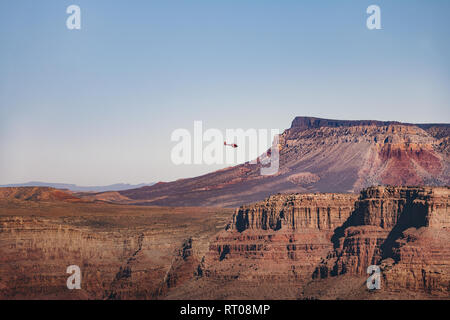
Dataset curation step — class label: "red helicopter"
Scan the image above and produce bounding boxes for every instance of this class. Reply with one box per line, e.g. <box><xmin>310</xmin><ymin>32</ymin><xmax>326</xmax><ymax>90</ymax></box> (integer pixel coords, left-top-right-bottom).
<box><xmin>224</xmin><ymin>141</ymin><xmax>238</xmax><ymax>148</ymax></box>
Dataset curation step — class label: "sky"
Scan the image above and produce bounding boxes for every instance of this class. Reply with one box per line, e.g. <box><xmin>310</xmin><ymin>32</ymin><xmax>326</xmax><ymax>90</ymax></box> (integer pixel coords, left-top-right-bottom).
<box><xmin>0</xmin><ymin>0</ymin><xmax>449</xmax><ymax>185</ymax></box>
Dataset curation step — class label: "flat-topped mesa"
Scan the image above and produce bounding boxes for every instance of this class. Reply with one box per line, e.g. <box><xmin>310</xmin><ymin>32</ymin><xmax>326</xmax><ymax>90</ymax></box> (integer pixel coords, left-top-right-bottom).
<box><xmin>290</xmin><ymin>117</ymin><xmax>400</xmax><ymax>130</ymax></box>
<box><xmin>286</xmin><ymin>117</ymin><xmax>436</xmax><ymax>143</ymax></box>
<box><xmin>290</xmin><ymin>116</ymin><xmax>450</xmax><ymax>131</ymax></box>
<box><xmin>230</xmin><ymin>193</ymin><xmax>358</xmax><ymax>232</ymax></box>
<box><xmin>102</xmin><ymin>116</ymin><xmax>448</xmax><ymax>207</ymax></box>
<box><xmin>353</xmin><ymin>186</ymin><xmax>450</xmax><ymax>229</ymax></box>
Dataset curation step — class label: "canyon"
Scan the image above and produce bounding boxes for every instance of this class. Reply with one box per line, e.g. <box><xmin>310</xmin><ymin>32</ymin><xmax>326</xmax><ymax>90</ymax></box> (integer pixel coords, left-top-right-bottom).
<box><xmin>0</xmin><ymin>192</ymin><xmax>232</xmax><ymax>299</ymax></box>
<box><xmin>168</xmin><ymin>186</ymin><xmax>449</xmax><ymax>299</ymax></box>
<box><xmin>0</xmin><ymin>117</ymin><xmax>448</xmax><ymax>299</ymax></box>
<box><xmin>0</xmin><ymin>185</ymin><xmax>448</xmax><ymax>299</ymax></box>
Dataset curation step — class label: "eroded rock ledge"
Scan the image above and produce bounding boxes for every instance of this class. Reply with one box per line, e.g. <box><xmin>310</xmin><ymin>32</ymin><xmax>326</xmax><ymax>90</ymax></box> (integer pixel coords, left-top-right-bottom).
<box><xmin>201</xmin><ymin>186</ymin><xmax>449</xmax><ymax>296</ymax></box>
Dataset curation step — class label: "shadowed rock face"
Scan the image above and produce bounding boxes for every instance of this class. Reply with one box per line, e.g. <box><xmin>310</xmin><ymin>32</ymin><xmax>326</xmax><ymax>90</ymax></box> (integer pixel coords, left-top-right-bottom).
<box><xmin>197</xmin><ymin>194</ymin><xmax>358</xmax><ymax>290</ymax></box>
<box><xmin>187</xmin><ymin>186</ymin><xmax>449</xmax><ymax>299</ymax></box>
<box><xmin>230</xmin><ymin>193</ymin><xmax>358</xmax><ymax>232</ymax></box>
<box><xmin>109</xmin><ymin>117</ymin><xmax>449</xmax><ymax>207</ymax></box>
<box><xmin>315</xmin><ymin>186</ymin><xmax>450</xmax><ymax>295</ymax></box>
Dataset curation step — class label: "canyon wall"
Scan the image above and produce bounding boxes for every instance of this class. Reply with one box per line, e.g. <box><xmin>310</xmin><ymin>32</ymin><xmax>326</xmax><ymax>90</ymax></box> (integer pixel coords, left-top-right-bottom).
<box><xmin>194</xmin><ymin>194</ymin><xmax>358</xmax><ymax>298</ymax></box>
<box><xmin>0</xmin><ymin>216</ymin><xmax>147</xmax><ymax>299</ymax></box>
<box><xmin>315</xmin><ymin>186</ymin><xmax>450</xmax><ymax>295</ymax></box>
<box><xmin>198</xmin><ymin>186</ymin><xmax>449</xmax><ymax>298</ymax></box>
<box><xmin>0</xmin><ymin>200</ymin><xmax>232</xmax><ymax>300</ymax></box>
<box><xmin>0</xmin><ymin>186</ymin><xmax>448</xmax><ymax>299</ymax></box>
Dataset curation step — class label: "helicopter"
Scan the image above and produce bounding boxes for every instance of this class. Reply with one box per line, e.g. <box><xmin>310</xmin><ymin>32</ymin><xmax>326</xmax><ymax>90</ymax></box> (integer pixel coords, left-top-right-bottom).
<box><xmin>224</xmin><ymin>141</ymin><xmax>238</xmax><ymax>148</ymax></box>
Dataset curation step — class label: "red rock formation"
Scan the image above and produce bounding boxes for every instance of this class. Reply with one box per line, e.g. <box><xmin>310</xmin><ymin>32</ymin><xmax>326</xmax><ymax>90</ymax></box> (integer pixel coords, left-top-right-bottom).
<box><xmin>200</xmin><ymin>194</ymin><xmax>358</xmax><ymax>287</ymax></box>
<box><xmin>195</xmin><ymin>186</ymin><xmax>449</xmax><ymax>298</ymax></box>
<box><xmin>230</xmin><ymin>193</ymin><xmax>357</xmax><ymax>232</ymax></box>
<box><xmin>0</xmin><ymin>203</ymin><xmax>233</xmax><ymax>300</ymax></box>
<box><xmin>0</xmin><ymin>187</ymin><xmax>82</xmax><ymax>202</ymax></box>
<box><xmin>315</xmin><ymin>186</ymin><xmax>450</xmax><ymax>295</ymax></box>
<box><xmin>109</xmin><ymin>117</ymin><xmax>449</xmax><ymax>207</ymax></box>
<box><xmin>0</xmin><ymin>186</ymin><xmax>448</xmax><ymax>299</ymax></box>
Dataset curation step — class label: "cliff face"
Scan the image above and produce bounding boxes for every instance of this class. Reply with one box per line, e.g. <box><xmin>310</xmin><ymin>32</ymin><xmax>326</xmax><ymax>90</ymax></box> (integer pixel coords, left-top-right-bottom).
<box><xmin>315</xmin><ymin>186</ymin><xmax>450</xmax><ymax>295</ymax></box>
<box><xmin>0</xmin><ymin>217</ymin><xmax>144</xmax><ymax>299</ymax></box>
<box><xmin>230</xmin><ymin>193</ymin><xmax>357</xmax><ymax>232</ymax></box>
<box><xmin>0</xmin><ymin>200</ymin><xmax>233</xmax><ymax>300</ymax></box>
<box><xmin>196</xmin><ymin>186</ymin><xmax>449</xmax><ymax>298</ymax></box>
<box><xmin>179</xmin><ymin>193</ymin><xmax>358</xmax><ymax>299</ymax></box>
<box><xmin>355</xmin><ymin>186</ymin><xmax>449</xmax><ymax>228</ymax></box>
<box><xmin>111</xmin><ymin>117</ymin><xmax>449</xmax><ymax>207</ymax></box>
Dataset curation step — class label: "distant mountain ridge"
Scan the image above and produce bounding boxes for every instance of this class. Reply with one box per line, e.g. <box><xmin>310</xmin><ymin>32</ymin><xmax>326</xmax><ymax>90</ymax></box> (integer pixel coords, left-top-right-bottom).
<box><xmin>0</xmin><ymin>186</ymin><xmax>82</xmax><ymax>202</ymax></box>
<box><xmin>0</xmin><ymin>182</ymin><xmax>154</xmax><ymax>193</ymax></box>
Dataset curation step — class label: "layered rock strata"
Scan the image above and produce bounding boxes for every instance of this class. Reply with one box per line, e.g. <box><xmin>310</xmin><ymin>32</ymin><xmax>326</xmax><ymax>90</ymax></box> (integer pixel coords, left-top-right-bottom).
<box><xmin>200</xmin><ymin>187</ymin><xmax>449</xmax><ymax>297</ymax></box>
<box><xmin>110</xmin><ymin>118</ymin><xmax>450</xmax><ymax>207</ymax></box>
<box><xmin>1</xmin><ymin>186</ymin><xmax>448</xmax><ymax>299</ymax></box>
<box><xmin>315</xmin><ymin>186</ymin><xmax>450</xmax><ymax>295</ymax></box>
<box><xmin>200</xmin><ymin>194</ymin><xmax>358</xmax><ymax>286</ymax></box>
<box><xmin>0</xmin><ymin>200</ymin><xmax>232</xmax><ymax>300</ymax></box>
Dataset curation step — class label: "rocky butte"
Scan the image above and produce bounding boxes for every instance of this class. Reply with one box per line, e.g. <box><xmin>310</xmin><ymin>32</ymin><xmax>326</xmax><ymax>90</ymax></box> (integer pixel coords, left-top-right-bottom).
<box><xmin>167</xmin><ymin>186</ymin><xmax>449</xmax><ymax>299</ymax></box>
<box><xmin>314</xmin><ymin>186</ymin><xmax>450</xmax><ymax>295</ymax></box>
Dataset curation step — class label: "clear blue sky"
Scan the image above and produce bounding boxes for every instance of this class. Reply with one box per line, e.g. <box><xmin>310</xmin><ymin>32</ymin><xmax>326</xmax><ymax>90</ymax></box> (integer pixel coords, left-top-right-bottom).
<box><xmin>1</xmin><ymin>0</ymin><xmax>449</xmax><ymax>185</ymax></box>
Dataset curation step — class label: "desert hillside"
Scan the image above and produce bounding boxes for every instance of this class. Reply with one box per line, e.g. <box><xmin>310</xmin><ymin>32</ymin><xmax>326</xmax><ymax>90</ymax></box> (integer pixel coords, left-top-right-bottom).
<box><xmin>0</xmin><ymin>187</ymin><xmax>81</xmax><ymax>202</ymax></box>
<box><xmin>103</xmin><ymin>117</ymin><xmax>450</xmax><ymax>207</ymax></box>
